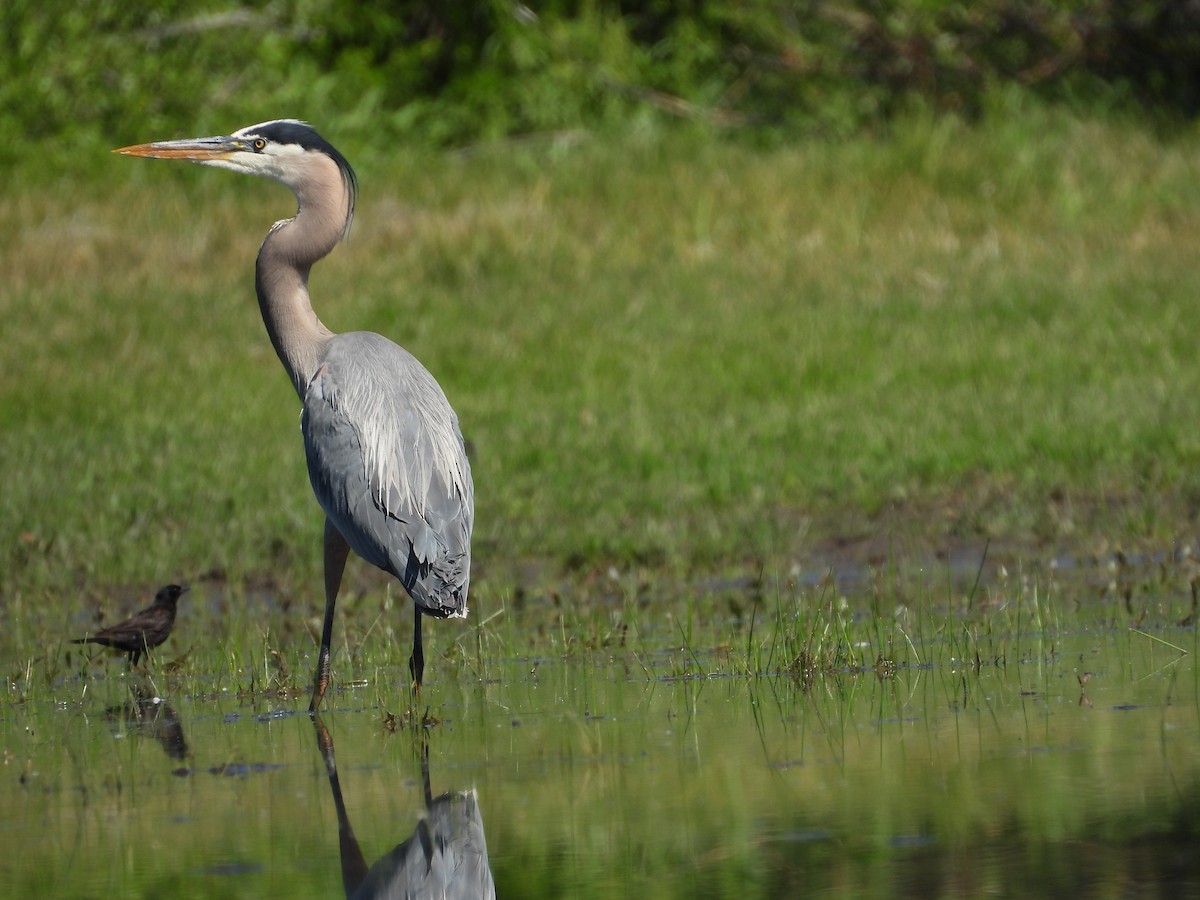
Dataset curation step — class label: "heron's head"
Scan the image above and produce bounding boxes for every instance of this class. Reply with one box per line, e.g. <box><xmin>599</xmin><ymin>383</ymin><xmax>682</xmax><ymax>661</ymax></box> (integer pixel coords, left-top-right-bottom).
<box><xmin>116</xmin><ymin>119</ymin><xmax>357</xmax><ymax>238</ymax></box>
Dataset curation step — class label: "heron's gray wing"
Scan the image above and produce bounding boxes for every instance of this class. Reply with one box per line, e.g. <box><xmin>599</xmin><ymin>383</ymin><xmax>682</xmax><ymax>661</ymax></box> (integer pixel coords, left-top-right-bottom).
<box><xmin>302</xmin><ymin>332</ymin><xmax>473</xmax><ymax>617</ymax></box>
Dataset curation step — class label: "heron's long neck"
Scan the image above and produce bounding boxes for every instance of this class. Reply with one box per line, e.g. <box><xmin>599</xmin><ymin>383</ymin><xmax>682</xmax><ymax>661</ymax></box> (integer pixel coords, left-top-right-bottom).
<box><xmin>254</xmin><ymin>170</ymin><xmax>349</xmax><ymax>399</ymax></box>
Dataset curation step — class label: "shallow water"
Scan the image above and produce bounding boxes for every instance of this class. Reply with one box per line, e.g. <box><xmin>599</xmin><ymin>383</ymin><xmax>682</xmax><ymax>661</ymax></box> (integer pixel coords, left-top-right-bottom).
<box><xmin>3</xmin><ymin>611</ymin><xmax>1199</xmax><ymax>898</ymax></box>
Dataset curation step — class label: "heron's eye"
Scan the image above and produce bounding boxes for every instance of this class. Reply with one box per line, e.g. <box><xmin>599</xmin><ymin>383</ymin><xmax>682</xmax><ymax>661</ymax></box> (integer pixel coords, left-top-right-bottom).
<box><xmin>253</xmin><ymin>138</ymin><xmax>266</xmax><ymax>151</ymax></box>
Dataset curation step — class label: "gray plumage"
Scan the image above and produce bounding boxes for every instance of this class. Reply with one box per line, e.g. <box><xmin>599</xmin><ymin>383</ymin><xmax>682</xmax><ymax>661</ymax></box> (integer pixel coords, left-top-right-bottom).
<box><xmin>117</xmin><ymin>120</ymin><xmax>475</xmax><ymax>710</ymax></box>
<box><xmin>304</xmin><ymin>332</ymin><xmax>472</xmax><ymax>617</ymax></box>
<box><xmin>352</xmin><ymin>790</ymin><xmax>494</xmax><ymax>900</ymax></box>
<box><xmin>313</xmin><ymin>718</ymin><xmax>495</xmax><ymax>900</ymax></box>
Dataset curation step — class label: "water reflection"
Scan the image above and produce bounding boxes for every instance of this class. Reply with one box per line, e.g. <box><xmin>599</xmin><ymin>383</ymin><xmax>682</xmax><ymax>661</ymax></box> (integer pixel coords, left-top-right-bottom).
<box><xmin>103</xmin><ymin>679</ymin><xmax>189</xmax><ymax>761</ymax></box>
<box><xmin>312</xmin><ymin>717</ymin><xmax>496</xmax><ymax>899</ymax></box>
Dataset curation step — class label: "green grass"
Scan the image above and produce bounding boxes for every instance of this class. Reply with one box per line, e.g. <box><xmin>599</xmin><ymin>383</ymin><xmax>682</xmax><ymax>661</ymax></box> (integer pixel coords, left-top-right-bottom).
<box><xmin>3</xmin><ymin>107</ymin><xmax>1200</xmax><ymax>605</ymax></box>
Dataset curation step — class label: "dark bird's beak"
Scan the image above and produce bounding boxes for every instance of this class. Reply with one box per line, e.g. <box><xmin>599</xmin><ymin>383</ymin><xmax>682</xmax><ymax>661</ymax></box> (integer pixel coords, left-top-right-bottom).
<box><xmin>114</xmin><ymin>135</ymin><xmax>248</xmax><ymax>161</ymax></box>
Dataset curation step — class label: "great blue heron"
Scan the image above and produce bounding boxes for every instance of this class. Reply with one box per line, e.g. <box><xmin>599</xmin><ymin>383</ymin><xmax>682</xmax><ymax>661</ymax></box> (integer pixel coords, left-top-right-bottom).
<box><xmin>71</xmin><ymin>583</ymin><xmax>188</xmax><ymax>666</ymax></box>
<box><xmin>116</xmin><ymin>121</ymin><xmax>474</xmax><ymax>711</ymax></box>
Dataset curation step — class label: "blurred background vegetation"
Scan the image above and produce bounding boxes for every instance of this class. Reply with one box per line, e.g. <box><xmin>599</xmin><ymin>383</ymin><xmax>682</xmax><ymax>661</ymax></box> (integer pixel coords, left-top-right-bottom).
<box><xmin>4</xmin><ymin>0</ymin><xmax>1198</xmax><ymax>164</ymax></box>
<box><xmin>4</xmin><ymin>2</ymin><xmax>1200</xmax><ymax>597</ymax></box>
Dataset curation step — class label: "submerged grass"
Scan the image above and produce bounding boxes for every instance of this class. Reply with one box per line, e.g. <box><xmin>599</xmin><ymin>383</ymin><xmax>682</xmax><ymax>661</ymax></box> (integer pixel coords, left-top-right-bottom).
<box><xmin>1</xmin><ymin>579</ymin><xmax>1195</xmax><ymax>897</ymax></box>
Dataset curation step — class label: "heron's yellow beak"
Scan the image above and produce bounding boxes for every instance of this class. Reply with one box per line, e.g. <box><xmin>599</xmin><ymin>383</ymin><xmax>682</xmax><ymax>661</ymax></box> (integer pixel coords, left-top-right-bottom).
<box><xmin>114</xmin><ymin>135</ymin><xmax>244</xmax><ymax>161</ymax></box>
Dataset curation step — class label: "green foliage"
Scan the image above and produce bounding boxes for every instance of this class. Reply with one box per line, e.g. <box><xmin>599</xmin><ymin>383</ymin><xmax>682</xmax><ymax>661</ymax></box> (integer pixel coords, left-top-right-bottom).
<box><xmin>3</xmin><ymin>1</ymin><xmax>1198</xmax><ymax>169</ymax></box>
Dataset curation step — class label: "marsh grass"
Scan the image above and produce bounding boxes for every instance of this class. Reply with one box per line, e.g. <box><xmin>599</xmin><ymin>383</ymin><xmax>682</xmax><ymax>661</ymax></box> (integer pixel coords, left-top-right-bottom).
<box><xmin>3</xmin><ymin>108</ymin><xmax>1200</xmax><ymax>611</ymax></box>
<box><xmin>0</xmin><ymin>559</ymin><xmax>1196</xmax><ymax>896</ymax></box>
<box><xmin>2</xmin><ymin>530</ymin><xmax>1191</xmax><ymax>727</ymax></box>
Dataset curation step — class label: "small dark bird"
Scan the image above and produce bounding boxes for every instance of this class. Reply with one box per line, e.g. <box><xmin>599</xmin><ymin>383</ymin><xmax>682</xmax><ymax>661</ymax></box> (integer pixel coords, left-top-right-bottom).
<box><xmin>72</xmin><ymin>584</ymin><xmax>188</xmax><ymax>666</ymax></box>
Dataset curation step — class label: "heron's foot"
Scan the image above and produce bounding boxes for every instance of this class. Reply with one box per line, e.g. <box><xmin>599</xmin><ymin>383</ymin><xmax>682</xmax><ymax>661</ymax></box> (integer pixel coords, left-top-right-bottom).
<box><xmin>308</xmin><ymin>679</ymin><xmax>327</xmax><ymax>714</ymax></box>
<box><xmin>309</xmin><ymin>653</ymin><xmax>331</xmax><ymax>714</ymax></box>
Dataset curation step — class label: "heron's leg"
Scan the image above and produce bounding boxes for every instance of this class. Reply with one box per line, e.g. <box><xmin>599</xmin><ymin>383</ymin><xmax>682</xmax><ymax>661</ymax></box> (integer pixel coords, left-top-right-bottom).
<box><xmin>409</xmin><ymin>606</ymin><xmax>424</xmax><ymax>693</ymax></box>
<box><xmin>311</xmin><ymin>519</ymin><xmax>351</xmax><ymax>714</ymax></box>
<box><xmin>419</xmin><ymin>729</ymin><xmax>433</xmax><ymax>808</ymax></box>
<box><xmin>311</xmin><ymin>715</ymin><xmax>369</xmax><ymax>892</ymax></box>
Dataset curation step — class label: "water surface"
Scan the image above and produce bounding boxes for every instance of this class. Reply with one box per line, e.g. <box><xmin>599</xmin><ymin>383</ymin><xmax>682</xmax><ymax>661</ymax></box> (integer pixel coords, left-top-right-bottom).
<box><xmin>3</xmin><ymin>606</ymin><xmax>1198</xmax><ymax>897</ymax></box>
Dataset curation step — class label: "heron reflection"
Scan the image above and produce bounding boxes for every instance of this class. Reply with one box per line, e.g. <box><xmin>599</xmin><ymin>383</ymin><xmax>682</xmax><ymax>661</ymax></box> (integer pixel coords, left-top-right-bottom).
<box><xmin>103</xmin><ymin>680</ymin><xmax>189</xmax><ymax>761</ymax></box>
<box><xmin>312</xmin><ymin>717</ymin><xmax>495</xmax><ymax>899</ymax></box>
